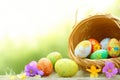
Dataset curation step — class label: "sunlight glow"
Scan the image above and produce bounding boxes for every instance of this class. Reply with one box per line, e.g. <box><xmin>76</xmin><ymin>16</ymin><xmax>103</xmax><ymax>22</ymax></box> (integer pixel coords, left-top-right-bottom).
<box><xmin>74</xmin><ymin>0</ymin><xmax>115</xmax><ymax>22</ymax></box>
<box><xmin>0</xmin><ymin>0</ymin><xmax>115</xmax><ymax>41</ymax></box>
<box><xmin>89</xmin><ymin>0</ymin><xmax>114</xmax><ymax>12</ymax></box>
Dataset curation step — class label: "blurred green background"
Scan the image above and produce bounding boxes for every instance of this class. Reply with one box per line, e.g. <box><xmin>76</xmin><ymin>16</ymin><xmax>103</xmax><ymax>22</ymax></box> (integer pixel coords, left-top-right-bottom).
<box><xmin>0</xmin><ymin>0</ymin><xmax>120</xmax><ymax>75</ymax></box>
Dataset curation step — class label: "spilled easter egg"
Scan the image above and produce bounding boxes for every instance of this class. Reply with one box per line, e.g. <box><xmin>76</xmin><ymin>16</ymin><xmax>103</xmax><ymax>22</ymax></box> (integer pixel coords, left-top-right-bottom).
<box><xmin>107</xmin><ymin>38</ymin><xmax>120</xmax><ymax>57</ymax></box>
<box><xmin>90</xmin><ymin>49</ymin><xmax>108</xmax><ymax>59</ymax></box>
<box><xmin>55</xmin><ymin>58</ymin><xmax>78</xmax><ymax>77</ymax></box>
<box><xmin>47</xmin><ymin>51</ymin><xmax>62</xmax><ymax>66</ymax></box>
<box><xmin>100</xmin><ymin>38</ymin><xmax>110</xmax><ymax>49</ymax></box>
<box><xmin>37</xmin><ymin>58</ymin><xmax>53</xmax><ymax>76</ymax></box>
<box><xmin>89</xmin><ymin>38</ymin><xmax>101</xmax><ymax>52</ymax></box>
<box><xmin>74</xmin><ymin>40</ymin><xmax>92</xmax><ymax>58</ymax></box>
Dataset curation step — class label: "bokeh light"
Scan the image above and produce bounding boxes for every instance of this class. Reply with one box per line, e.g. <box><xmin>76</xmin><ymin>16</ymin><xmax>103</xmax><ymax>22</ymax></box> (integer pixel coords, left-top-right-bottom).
<box><xmin>0</xmin><ymin>0</ymin><xmax>118</xmax><ymax>74</ymax></box>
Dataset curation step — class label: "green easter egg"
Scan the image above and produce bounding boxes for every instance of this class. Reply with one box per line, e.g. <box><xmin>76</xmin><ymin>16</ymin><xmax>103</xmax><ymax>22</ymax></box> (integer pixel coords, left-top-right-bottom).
<box><xmin>90</xmin><ymin>49</ymin><xmax>108</xmax><ymax>59</ymax></box>
<box><xmin>55</xmin><ymin>58</ymin><xmax>78</xmax><ymax>77</ymax></box>
<box><xmin>47</xmin><ymin>51</ymin><xmax>62</xmax><ymax>66</ymax></box>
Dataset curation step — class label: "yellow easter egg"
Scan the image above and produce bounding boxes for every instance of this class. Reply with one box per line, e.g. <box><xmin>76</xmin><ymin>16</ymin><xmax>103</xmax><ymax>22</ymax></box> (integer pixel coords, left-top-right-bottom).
<box><xmin>107</xmin><ymin>38</ymin><xmax>120</xmax><ymax>57</ymax></box>
<box><xmin>55</xmin><ymin>58</ymin><xmax>78</xmax><ymax>77</ymax></box>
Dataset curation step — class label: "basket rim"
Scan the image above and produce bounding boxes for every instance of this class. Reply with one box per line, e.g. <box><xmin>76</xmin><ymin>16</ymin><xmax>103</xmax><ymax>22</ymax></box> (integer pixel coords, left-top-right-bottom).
<box><xmin>69</xmin><ymin>14</ymin><xmax>120</xmax><ymax>54</ymax></box>
<box><xmin>68</xmin><ymin>14</ymin><xmax>120</xmax><ymax>70</ymax></box>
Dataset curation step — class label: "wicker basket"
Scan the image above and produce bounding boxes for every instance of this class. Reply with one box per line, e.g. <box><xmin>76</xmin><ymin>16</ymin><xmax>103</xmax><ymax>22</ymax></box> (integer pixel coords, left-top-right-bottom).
<box><xmin>69</xmin><ymin>14</ymin><xmax>120</xmax><ymax>70</ymax></box>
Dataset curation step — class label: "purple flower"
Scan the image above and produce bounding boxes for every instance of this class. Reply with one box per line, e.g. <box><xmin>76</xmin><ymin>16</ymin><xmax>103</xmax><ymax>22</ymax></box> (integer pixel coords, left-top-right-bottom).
<box><xmin>25</xmin><ymin>61</ymin><xmax>44</xmax><ymax>77</ymax></box>
<box><xmin>102</xmin><ymin>61</ymin><xmax>118</xmax><ymax>78</ymax></box>
<box><xmin>118</xmin><ymin>69</ymin><xmax>120</xmax><ymax>74</ymax></box>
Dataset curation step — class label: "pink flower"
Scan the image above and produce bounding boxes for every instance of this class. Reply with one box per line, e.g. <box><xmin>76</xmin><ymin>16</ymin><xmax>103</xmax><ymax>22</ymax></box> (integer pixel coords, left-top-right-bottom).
<box><xmin>102</xmin><ymin>61</ymin><xmax>118</xmax><ymax>78</ymax></box>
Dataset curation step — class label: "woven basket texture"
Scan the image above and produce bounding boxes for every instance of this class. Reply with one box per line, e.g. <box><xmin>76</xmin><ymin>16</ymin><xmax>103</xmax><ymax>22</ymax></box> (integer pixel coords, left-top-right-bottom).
<box><xmin>69</xmin><ymin>14</ymin><xmax>120</xmax><ymax>70</ymax></box>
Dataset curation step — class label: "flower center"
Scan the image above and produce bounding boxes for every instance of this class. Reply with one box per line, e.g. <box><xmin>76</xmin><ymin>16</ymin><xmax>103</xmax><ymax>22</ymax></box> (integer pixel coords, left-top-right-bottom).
<box><xmin>108</xmin><ymin>69</ymin><xmax>112</xmax><ymax>73</ymax></box>
<box><xmin>29</xmin><ymin>70</ymin><xmax>33</xmax><ymax>74</ymax></box>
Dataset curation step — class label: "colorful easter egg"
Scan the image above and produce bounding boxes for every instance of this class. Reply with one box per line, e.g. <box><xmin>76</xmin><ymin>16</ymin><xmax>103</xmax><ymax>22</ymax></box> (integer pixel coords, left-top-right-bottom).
<box><xmin>90</xmin><ymin>49</ymin><xmax>108</xmax><ymax>59</ymax></box>
<box><xmin>47</xmin><ymin>51</ymin><xmax>62</xmax><ymax>66</ymax></box>
<box><xmin>55</xmin><ymin>58</ymin><xmax>78</xmax><ymax>77</ymax></box>
<box><xmin>100</xmin><ymin>38</ymin><xmax>110</xmax><ymax>49</ymax></box>
<box><xmin>89</xmin><ymin>38</ymin><xmax>101</xmax><ymax>52</ymax></box>
<box><xmin>37</xmin><ymin>58</ymin><xmax>53</xmax><ymax>76</ymax></box>
<box><xmin>107</xmin><ymin>38</ymin><xmax>120</xmax><ymax>57</ymax></box>
<box><xmin>74</xmin><ymin>40</ymin><xmax>92</xmax><ymax>58</ymax></box>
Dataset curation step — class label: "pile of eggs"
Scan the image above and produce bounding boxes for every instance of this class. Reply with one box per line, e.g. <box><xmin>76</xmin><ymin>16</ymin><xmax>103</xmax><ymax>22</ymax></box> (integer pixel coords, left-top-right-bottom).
<box><xmin>37</xmin><ymin>51</ymin><xmax>63</xmax><ymax>76</ymax></box>
<box><xmin>74</xmin><ymin>38</ymin><xmax>120</xmax><ymax>59</ymax></box>
<box><xmin>37</xmin><ymin>51</ymin><xmax>78</xmax><ymax>77</ymax></box>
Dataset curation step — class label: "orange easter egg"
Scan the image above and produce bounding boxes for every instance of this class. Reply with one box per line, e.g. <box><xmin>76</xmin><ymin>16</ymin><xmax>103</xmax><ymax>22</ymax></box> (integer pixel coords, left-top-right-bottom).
<box><xmin>37</xmin><ymin>58</ymin><xmax>53</xmax><ymax>76</ymax></box>
<box><xmin>89</xmin><ymin>38</ymin><xmax>101</xmax><ymax>52</ymax></box>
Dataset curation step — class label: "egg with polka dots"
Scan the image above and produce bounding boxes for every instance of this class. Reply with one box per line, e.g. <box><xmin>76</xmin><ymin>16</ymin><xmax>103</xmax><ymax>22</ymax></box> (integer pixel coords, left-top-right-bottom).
<box><xmin>107</xmin><ymin>38</ymin><xmax>120</xmax><ymax>57</ymax></box>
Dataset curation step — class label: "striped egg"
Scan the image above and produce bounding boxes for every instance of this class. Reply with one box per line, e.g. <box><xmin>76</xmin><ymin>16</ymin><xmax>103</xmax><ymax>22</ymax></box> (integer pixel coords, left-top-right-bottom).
<box><xmin>90</xmin><ymin>49</ymin><xmax>108</xmax><ymax>59</ymax></box>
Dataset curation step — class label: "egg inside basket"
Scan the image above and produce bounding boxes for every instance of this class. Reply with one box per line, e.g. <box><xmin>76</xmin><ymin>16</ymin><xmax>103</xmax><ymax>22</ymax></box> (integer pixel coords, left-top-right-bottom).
<box><xmin>68</xmin><ymin>14</ymin><xmax>120</xmax><ymax>70</ymax></box>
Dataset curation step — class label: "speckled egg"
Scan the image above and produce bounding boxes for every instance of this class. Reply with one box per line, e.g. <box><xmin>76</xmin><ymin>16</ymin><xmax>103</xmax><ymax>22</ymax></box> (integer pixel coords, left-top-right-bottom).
<box><xmin>47</xmin><ymin>51</ymin><xmax>62</xmax><ymax>66</ymax></box>
<box><xmin>107</xmin><ymin>38</ymin><xmax>120</xmax><ymax>57</ymax></box>
<box><xmin>90</xmin><ymin>49</ymin><xmax>108</xmax><ymax>59</ymax></box>
<box><xmin>37</xmin><ymin>58</ymin><xmax>53</xmax><ymax>76</ymax></box>
<box><xmin>74</xmin><ymin>40</ymin><xmax>92</xmax><ymax>58</ymax></box>
<box><xmin>55</xmin><ymin>58</ymin><xmax>78</xmax><ymax>77</ymax></box>
<box><xmin>100</xmin><ymin>38</ymin><xmax>110</xmax><ymax>49</ymax></box>
<box><xmin>89</xmin><ymin>38</ymin><xmax>101</xmax><ymax>52</ymax></box>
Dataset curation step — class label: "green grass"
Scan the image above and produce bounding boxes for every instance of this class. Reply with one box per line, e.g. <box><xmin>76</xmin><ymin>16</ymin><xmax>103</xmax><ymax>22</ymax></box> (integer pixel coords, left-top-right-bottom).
<box><xmin>0</xmin><ymin>22</ymin><xmax>72</xmax><ymax>75</ymax></box>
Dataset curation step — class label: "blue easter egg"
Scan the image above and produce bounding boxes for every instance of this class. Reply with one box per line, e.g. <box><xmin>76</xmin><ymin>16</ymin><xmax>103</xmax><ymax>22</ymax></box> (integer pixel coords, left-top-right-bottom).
<box><xmin>74</xmin><ymin>40</ymin><xmax>92</xmax><ymax>58</ymax></box>
<box><xmin>100</xmin><ymin>38</ymin><xmax>110</xmax><ymax>49</ymax></box>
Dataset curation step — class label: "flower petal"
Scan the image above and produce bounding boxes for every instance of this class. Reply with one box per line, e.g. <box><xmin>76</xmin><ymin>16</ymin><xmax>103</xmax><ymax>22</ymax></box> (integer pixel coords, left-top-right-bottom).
<box><xmin>91</xmin><ymin>65</ymin><xmax>96</xmax><ymax>71</ymax></box>
<box><xmin>112</xmin><ymin>68</ymin><xmax>118</xmax><ymax>74</ymax></box>
<box><xmin>25</xmin><ymin>65</ymin><xmax>30</xmax><ymax>72</ymax></box>
<box><xmin>24</xmin><ymin>61</ymin><xmax>39</xmax><ymax>77</ymax></box>
<box><xmin>106</xmin><ymin>73</ymin><xmax>112</xmax><ymax>79</ymax></box>
<box><xmin>86</xmin><ymin>69</ymin><xmax>92</xmax><ymax>72</ymax></box>
<box><xmin>102</xmin><ymin>66</ymin><xmax>108</xmax><ymax>73</ymax></box>
<box><xmin>26</xmin><ymin>72</ymin><xmax>31</xmax><ymax>76</ymax></box>
<box><xmin>103</xmin><ymin>61</ymin><xmax>118</xmax><ymax>78</ymax></box>
<box><xmin>30</xmin><ymin>73</ymin><xmax>36</xmax><ymax>77</ymax></box>
<box><xmin>118</xmin><ymin>69</ymin><xmax>120</xmax><ymax>74</ymax></box>
<box><xmin>105</xmin><ymin>61</ymin><xmax>114</xmax><ymax>68</ymax></box>
<box><xmin>95</xmin><ymin>73</ymin><xmax>98</xmax><ymax>77</ymax></box>
<box><xmin>29</xmin><ymin>61</ymin><xmax>37</xmax><ymax>67</ymax></box>
<box><xmin>90</xmin><ymin>73</ymin><xmax>95</xmax><ymax>78</ymax></box>
<box><xmin>96</xmin><ymin>69</ymin><xmax>101</xmax><ymax>72</ymax></box>
<box><xmin>37</xmin><ymin>70</ymin><xmax>44</xmax><ymax>76</ymax></box>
